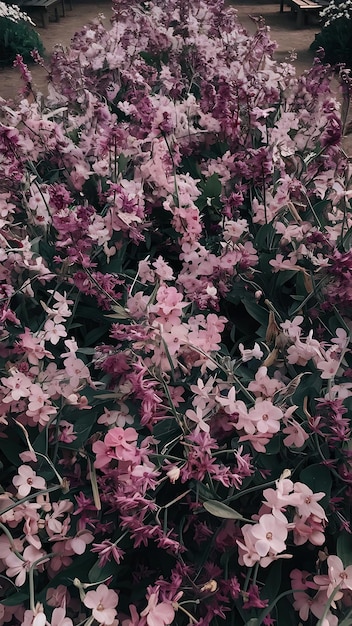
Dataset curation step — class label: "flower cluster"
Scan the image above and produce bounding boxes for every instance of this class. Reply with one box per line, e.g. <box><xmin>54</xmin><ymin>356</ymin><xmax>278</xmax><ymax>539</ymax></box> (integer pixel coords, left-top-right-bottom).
<box><xmin>0</xmin><ymin>0</ymin><xmax>352</xmax><ymax>624</ymax></box>
<box><xmin>0</xmin><ymin>1</ymin><xmax>34</xmax><ymax>24</ymax></box>
<box><xmin>320</xmin><ymin>0</ymin><xmax>352</xmax><ymax>27</ymax></box>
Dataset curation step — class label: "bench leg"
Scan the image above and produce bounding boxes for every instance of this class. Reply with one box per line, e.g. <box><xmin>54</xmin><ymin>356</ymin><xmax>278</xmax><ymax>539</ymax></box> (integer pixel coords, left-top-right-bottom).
<box><xmin>42</xmin><ymin>9</ymin><xmax>49</xmax><ymax>27</ymax></box>
<box><xmin>296</xmin><ymin>9</ymin><xmax>304</xmax><ymax>27</ymax></box>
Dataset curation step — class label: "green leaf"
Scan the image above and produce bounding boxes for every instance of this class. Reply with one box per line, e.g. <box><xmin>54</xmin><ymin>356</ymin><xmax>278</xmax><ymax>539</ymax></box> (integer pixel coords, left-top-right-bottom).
<box><xmin>299</xmin><ymin>464</ymin><xmax>332</xmax><ymax>507</ymax></box>
<box><xmin>84</xmin><ymin>324</ymin><xmax>109</xmax><ymax>346</ymax></box>
<box><xmin>2</xmin><ymin>592</ymin><xmax>29</xmax><ymax>606</ymax></box>
<box><xmin>338</xmin><ymin>610</ymin><xmax>352</xmax><ymax>626</ymax></box>
<box><xmin>203</xmin><ymin>500</ymin><xmax>244</xmax><ymax>519</ymax></box>
<box><xmin>242</xmin><ymin>297</ymin><xmax>268</xmax><ymax>326</ymax></box>
<box><xmin>262</xmin><ymin>560</ymin><xmax>282</xmax><ymax>603</ymax></box>
<box><xmin>202</xmin><ymin>173</ymin><xmax>222</xmax><ymax>198</ymax></box>
<box><xmin>337</xmin><ymin>532</ymin><xmax>352</xmax><ymax>566</ymax></box>
<box><xmin>274</xmin><ymin>269</ymin><xmax>298</xmax><ymax>289</ymax></box>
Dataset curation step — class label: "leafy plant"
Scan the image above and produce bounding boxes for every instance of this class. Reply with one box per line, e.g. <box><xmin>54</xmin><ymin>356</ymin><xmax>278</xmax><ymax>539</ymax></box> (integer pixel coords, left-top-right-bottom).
<box><xmin>310</xmin><ymin>0</ymin><xmax>352</xmax><ymax>67</ymax></box>
<box><xmin>0</xmin><ymin>2</ymin><xmax>44</xmax><ymax>65</ymax></box>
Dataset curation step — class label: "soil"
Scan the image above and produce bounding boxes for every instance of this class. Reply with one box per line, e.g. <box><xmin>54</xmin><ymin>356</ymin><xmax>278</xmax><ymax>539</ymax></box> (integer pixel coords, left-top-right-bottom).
<box><xmin>0</xmin><ymin>0</ymin><xmax>351</xmax><ymax>153</ymax></box>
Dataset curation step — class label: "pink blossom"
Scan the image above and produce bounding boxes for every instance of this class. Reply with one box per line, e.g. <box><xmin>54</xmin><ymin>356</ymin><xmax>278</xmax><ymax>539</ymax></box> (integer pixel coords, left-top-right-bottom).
<box><xmin>1</xmin><ymin>370</ymin><xmax>32</xmax><ymax>402</ymax></box>
<box><xmin>6</xmin><ymin>545</ymin><xmax>46</xmax><ymax>587</ymax></box>
<box><xmin>104</xmin><ymin>426</ymin><xmax>138</xmax><ymax>460</ymax></box>
<box><xmin>326</xmin><ymin>555</ymin><xmax>352</xmax><ymax>597</ymax></box>
<box><xmin>43</xmin><ymin>320</ymin><xmax>67</xmax><ymax>345</ymax></box>
<box><xmin>152</xmin><ymin>256</ymin><xmax>174</xmax><ymax>281</ymax></box>
<box><xmin>282</xmin><ymin>419</ymin><xmax>309</xmax><ymax>448</ymax></box>
<box><xmin>249</xmin><ymin>399</ymin><xmax>283</xmax><ymax>434</ymax></box>
<box><xmin>51</xmin><ymin>607</ymin><xmax>74</xmax><ymax>626</ymax></box>
<box><xmin>251</xmin><ymin>513</ymin><xmax>288</xmax><ymax>557</ymax></box>
<box><xmin>68</xmin><ymin>529</ymin><xmax>94</xmax><ymax>555</ymax></box>
<box><xmin>238</xmin><ymin>342</ymin><xmax>264</xmax><ymax>362</ymax></box>
<box><xmin>83</xmin><ymin>584</ymin><xmax>119</xmax><ymax>625</ymax></box>
<box><xmin>151</xmin><ymin>285</ymin><xmax>186</xmax><ymax>316</ymax></box>
<box><xmin>185</xmin><ymin>407</ymin><xmax>210</xmax><ymax>433</ymax></box>
<box><xmin>247</xmin><ymin>366</ymin><xmax>284</xmax><ymax>398</ymax></box>
<box><xmin>64</xmin><ymin>356</ymin><xmax>90</xmax><ymax>387</ymax></box>
<box><xmin>140</xmin><ymin>591</ymin><xmax>175</xmax><ymax>626</ymax></box>
<box><xmin>293</xmin><ymin>483</ymin><xmax>327</xmax><ymax>521</ymax></box>
<box><xmin>12</xmin><ymin>465</ymin><xmax>46</xmax><ymax>497</ymax></box>
<box><xmin>315</xmin><ymin>357</ymin><xmax>339</xmax><ymax>379</ymax></box>
<box><xmin>27</xmin><ymin>384</ymin><xmax>50</xmax><ymax>413</ymax></box>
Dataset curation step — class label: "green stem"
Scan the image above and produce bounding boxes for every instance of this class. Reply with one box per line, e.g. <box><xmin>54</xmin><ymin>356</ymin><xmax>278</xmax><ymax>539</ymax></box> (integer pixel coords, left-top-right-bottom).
<box><xmin>0</xmin><ymin>483</ymin><xmax>65</xmax><ymax>517</ymax></box>
<box><xmin>243</xmin><ymin>567</ymin><xmax>253</xmax><ymax>593</ymax></box>
<box><xmin>316</xmin><ymin>585</ymin><xmax>341</xmax><ymax>626</ymax></box>
<box><xmin>0</xmin><ymin>522</ymin><xmax>25</xmax><ymax>561</ymax></box>
<box><xmin>224</xmin><ymin>479</ymin><xmax>277</xmax><ymax>504</ymax></box>
<box><xmin>28</xmin><ymin>553</ymin><xmax>53</xmax><ymax>612</ymax></box>
<box><xmin>257</xmin><ymin>588</ymin><xmax>307</xmax><ymax>623</ymax></box>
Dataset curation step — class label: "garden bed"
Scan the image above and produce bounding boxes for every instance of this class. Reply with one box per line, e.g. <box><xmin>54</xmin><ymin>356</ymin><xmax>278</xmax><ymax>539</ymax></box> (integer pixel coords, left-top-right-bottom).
<box><xmin>1</xmin><ymin>0</ymin><xmax>352</xmax><ymax>625</ymax></box>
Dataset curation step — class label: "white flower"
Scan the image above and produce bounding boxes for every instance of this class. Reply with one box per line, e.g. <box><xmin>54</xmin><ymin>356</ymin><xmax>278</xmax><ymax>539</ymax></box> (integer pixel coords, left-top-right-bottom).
<box><xmin>0</xmin><ymin>1</ymin><xmax>34</xmax><ymax>24</ymax></box>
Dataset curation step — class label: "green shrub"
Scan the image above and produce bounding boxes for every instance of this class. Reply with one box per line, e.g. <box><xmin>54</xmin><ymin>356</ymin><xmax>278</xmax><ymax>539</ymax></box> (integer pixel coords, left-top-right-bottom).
<box><xmin>310</xmin><ymin>16</ymin><xmax>352</xmax><ymax>67</ymax></box>
<box><xmin>0</xmin><ymin>3</ymin><xmax>44</xmax><ymax>66</ymax></box>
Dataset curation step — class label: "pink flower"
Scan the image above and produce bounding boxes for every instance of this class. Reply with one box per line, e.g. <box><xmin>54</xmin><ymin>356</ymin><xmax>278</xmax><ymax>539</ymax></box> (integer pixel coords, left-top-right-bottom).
<box><xmin>1</xmin><ymin>370</ymin><xmax>32</xmax><ymax>402</ymax></box>
<box><xmin>293</xmin><ymin>483</ymin><xmax>327</xmax><ymax>520</ymax></box>
<box><xmin>12</xmin><ymin>465</ymin><xmax>46</xmax><ymax>497</ymax></box>
<box><xmin>140</xmin><ymin>592</ymin><xmax>175</xmax><ymax>626</ymax></box>
<box><xmin>104</xmin><ymin>426</ymin><xmax>138</xmax><ymax>460</ymax></box>
<box><xmin>27</xmin><ymin>384</ymin><xmax>50</xmax><ymax>413</ymax></box>
<box><xmin>238</xmin><ymin>342</ymin><xmax>264</xmax><ymax>362</ymax></box>
<box><xmin>151</xmin><ymin>285</ymin><xmax>186</xmax><ymax>316</ymax></box>
<box><xmin>248</xmin><ymin>400</ymin><xmax>283</xmax><ymax>434</ymax></box>
<box><xmin>152</xmin><ymin>256</ymin><xmax>174</xmax><ymax>281</ymax></box>
<box><xmin>6</xmin><ymin>545</ymin><xmax>46</xmax><ymax>587</ymax></box>
<box><xmin>68</xmin><ymin>529</ymin><xmax>94</xmax><ymax>555</ymax></box>
<box><xmin>185</xmin><ymin>407</ymin><xmax>210</xmax><ymax>433</ymax></box>
<box><xmin>326</xmin><ymin>555</ymin><xmax>352</xmax><ymax>597</ymax></box>
<box><xmin>83</xmin><ymin>584</ymin><xmax>119</xmax><ymax>625</ymax></box>
<box><xmin>251</xmin><ymin>513</ymin><xmax>288</xmax><ymax>557</ymax></box>
<box><xmin>64</xmin><ymin>356</ymin><xmax>91</xmax><ymax>387</ymax></box>
<box><xmin>282</xmin><ymin>419</ymin><xmax>309</xmax><ymax>448</ymax></box>
<box><xmin>43</xmin><ymin>320</ymin><xmax>67</xmax><ymax>345</ymax></box>
<box><xmin>51</xmin><ymin>607</ymin><xmax>73</xmax><ymax>626</ymax></box>
<box><xmin>315</xmin><ymin>357</ymin><xmax>339</xmax><ymax>379</ymax></box>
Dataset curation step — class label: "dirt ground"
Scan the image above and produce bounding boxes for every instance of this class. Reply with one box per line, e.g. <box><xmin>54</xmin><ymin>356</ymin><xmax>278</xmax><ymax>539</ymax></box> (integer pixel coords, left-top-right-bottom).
<box><xmin>0</xmin><ymin>0</ymin><xmax>351</xmax><ymax>153</ymax></box>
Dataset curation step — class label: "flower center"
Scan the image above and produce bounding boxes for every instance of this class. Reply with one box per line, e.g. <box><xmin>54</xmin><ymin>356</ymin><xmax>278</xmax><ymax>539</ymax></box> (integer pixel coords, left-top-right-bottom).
<box><xmin>97</xmin><ymin>603</ymin><xmax>105</xmax><ymax>611</ymax></box>
<box><xmin>266</xmin><ymin>532</ymin><xmax>272</xmax><ymax>540</ymax></box>
<box><xmin>305</xmin><ymin>497</ymin><xmax>311</xmax><ymax>504</ymax></box>
<box><xmin>262</xmin><ymin>414</ymin><xmax>269</xmax><ymax>421</ymax></box>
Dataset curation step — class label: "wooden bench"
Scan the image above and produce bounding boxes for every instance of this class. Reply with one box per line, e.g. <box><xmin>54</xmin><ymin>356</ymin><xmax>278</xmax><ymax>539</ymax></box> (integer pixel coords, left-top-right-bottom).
<box><xmin>18</xmin><ymin>0</ymin><xmax>65</xmax><ymax>27</ymax></box>
<box><xmin>280</xmin><ymin>0</ymin><xmax>322</xmax><ymax>28</ymax></box>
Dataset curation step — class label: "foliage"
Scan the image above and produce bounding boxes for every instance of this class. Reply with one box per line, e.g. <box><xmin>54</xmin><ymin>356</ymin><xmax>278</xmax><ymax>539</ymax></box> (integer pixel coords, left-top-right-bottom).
<box><xmin>0</xmin><ymin>3</ymin><xmax>44</xmax><ymax>65</ymax></box>
<box><xmin>311</xmin><ymin>0</ymin><xmax>352</xmax><ymax>67</ymax></box>
<box><xmin>0</xmin><ymin>0</ymin><xmax>352</xmax><ymax>625</ymax></box>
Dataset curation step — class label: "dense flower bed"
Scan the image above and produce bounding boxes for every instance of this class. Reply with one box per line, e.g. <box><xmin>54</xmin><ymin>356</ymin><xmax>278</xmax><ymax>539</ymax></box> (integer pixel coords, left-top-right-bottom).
<box><xmin>1</xmin><ymin>0</ymin><xmax>352</xmax><ymax>624</ymax></box>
